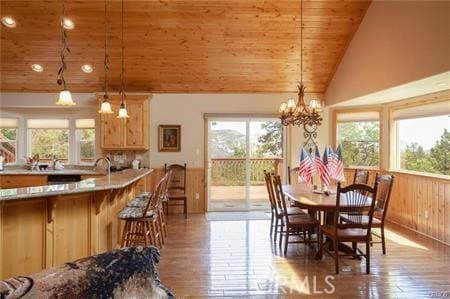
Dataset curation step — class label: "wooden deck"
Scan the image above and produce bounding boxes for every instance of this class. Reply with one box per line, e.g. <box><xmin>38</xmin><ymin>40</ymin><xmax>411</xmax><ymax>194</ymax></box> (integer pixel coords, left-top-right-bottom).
<box><xmin>209</xmin><ymin>185</ymin><xmax>269</xmax><ymax>210</ymax></box>
<box><xmin>158</xmin><ymin>214</ymin><xmax>450</xmax><ymax>297</ymax></box>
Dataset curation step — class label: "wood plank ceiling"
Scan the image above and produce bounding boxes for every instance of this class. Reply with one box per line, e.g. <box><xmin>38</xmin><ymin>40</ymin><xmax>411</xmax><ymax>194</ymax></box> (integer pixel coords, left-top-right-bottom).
<box><xmin>0</xmin><ymin>0</ymin><xmax>370</xmax><ymax>93</ymax></box>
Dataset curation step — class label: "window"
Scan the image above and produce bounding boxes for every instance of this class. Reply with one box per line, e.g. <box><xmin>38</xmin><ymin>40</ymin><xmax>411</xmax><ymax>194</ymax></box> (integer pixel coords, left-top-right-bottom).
<box><xmin>0</xmin><ymin>118</ymin><xmax>18</xmax><ymax>164</ymax></box>
<box><xmin>335</xmin><ymin>111</ymin><xmax>380</xmax><ymax>168</ymax></box>
<box><xmin>76</xmin><ymin>119</ymin><xmax>95</xmax><ymax>164</ymax></box>
<box><xmin>28</xmin><ymin>119</ymin><xmax>69</xmax><ymax>163</ymax></box>
<box><xmin>393</xmin><ymin>100</ymin><xmax>450</xmax><ymax>176</ymax></box>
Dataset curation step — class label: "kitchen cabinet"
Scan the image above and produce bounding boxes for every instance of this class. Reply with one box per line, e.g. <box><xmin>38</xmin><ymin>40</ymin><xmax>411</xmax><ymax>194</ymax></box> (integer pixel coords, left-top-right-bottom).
<box><xmin>0</xmin><ymin>175</ymin><xmax>48</xmax><ymax>189</ymax></box>
<box><xmin>99</xmin><ymin>95</ymin><xmax>149</xmax><ymax>150</ymax></box>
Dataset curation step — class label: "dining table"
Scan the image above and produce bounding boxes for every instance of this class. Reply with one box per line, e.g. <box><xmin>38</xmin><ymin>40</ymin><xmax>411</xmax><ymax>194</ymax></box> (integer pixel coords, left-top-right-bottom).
<box><xmin>283</xmin><ymin>184</ymin><xmax>373</xmax><ymax>260</ymax></box>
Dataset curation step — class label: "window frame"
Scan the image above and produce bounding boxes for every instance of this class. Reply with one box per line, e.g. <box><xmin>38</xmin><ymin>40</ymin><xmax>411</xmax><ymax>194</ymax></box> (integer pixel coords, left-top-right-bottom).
<box><xmin>75</xmin><ymin>127</ymin><xmax>96</xmax><ymax>165</ymax></box>
<box><xmin>0</xmin><ymin>118</ymin><xmax>19</xmax><ymax>165</ymax></box>
<box><xmin>332</xmin><ymin>108</ymin><xmax>383</xmax><ymax>170</ymax></box>
<box><xmin>389</xmin><ymin>97</ymin><xmax>450</xmax><ymax>179</ymax></box>
<box><xmin>27</xmin><ymin>127</ymin><xmax>70</xmax><ymax>164</ymax></box>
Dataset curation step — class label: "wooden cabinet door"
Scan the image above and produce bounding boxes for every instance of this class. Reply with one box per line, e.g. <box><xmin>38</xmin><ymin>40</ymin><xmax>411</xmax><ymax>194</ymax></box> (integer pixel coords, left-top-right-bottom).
<box><xmin>100</xmin><ymin>101</ymin><xmax>123</xmax><ymax>149</ymax></box>
<box><xmin>124</xmin><ymin>99</ymin><xmax>149</xmax><ymax>149</ymax></box>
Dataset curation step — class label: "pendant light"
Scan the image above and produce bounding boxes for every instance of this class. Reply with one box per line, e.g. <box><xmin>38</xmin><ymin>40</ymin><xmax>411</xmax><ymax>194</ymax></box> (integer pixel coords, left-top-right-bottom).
<box><xmin>117</xmin><ymin>0</ymin><xmax>129</xmax><ymax>119</ymax></box>
<box><xmin>278</xmin><ymin>0</ymin><xmax>322</xmax><ymax>127</ymax></box>
<box><xmin>98</xmin><ymin>0</ymin><xmax>113</xmax><ymax>114</ymax></box>
<box><xmin>56</xmin><ymin>0</ymin><xmax>76</xmax><ymax>106</ymax></box>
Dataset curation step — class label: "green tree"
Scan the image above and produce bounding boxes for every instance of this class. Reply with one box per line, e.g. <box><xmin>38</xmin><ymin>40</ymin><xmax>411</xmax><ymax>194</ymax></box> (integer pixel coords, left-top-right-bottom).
<box><xmin>338</xmin><ymin>121</ymin><xmax>380</xmax><ymax>167</ymax></box>
<box><xmin>30</xmin><ymin>129</ymin><xmax>69</xmax><ymax>161</ymax></box>
<box><xmin>400</xmin><ymin>142</ymin><xmax>435</xmax><ymax>174</ymax></box>
<box><xmin>256</xmin><ymin>121</ymin><xmax>282</xmax><ymax>157</ymax></box>
<box><xmin>429</xmin><ymin>129</ymin><xmax>450</xmax><ymax>175</ymax></box>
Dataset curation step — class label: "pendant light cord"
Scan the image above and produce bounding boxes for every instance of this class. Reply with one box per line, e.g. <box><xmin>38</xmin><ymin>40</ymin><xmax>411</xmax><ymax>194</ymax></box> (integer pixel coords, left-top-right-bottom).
<box><xmin>103</xmin><ymin>0</ymin><xmax>109</xmax><ymax>100</ymax></box>
<box><xmin>300</xmin><ymin>0</ymin><xmax>303</xmax><ymax>84</ymax></box>
<box><xmin>58</xmin><ymin>0</ymin><xmax>69</xmax><ymax>90</ymax></box>
<box><xmin>119</xmin><ymin>0</ymin><xmax>125</xmax><ymax>106</ymax></box>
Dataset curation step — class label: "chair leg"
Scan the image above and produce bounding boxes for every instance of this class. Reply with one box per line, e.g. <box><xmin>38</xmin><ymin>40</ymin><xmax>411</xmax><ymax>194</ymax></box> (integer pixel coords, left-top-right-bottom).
<box><xmin>318</xmin><ymin>230</ymin><xmax>324</xmax><ymax>259</ymax></box>
<box><xmin>366</xmin><ymin>240</ymin><xmax>371</xmax><ymax>274</ymax></box>
<box><xmin>160</xmin><ymin>208</ymin><xmax>168</xmax><ymax>238</ymax></box>
<box><xmin>381</xmin><ymin>226</ymin><xmax>386</xmax><ymax>255</ymax></box>
<box><xmin>270</xmin><ymin>212</ymin><xmax>274</xmax><ymax>237</ymax></box>
<box><xmin>334</xmin><ymin>238</ymin><xmax>339</xmax><ymax>274</ymax></box>
<box><xmin>284</xmin><ymin>226</ymin><xmax>289</xmax><ymax>255</ymax></box>
<box><xmin>274</xmin><ymin>217</ymin><xmax>279</xmax><ymax>243</ymax></box>
<box><xmin>279</xmin><ymin>219</ymin><xmax>284</xmax><ymax>249</ymax></box>
<box><xmin>120</xmin><ymin>221</ymin><xmax>130</xmax><ymax>248</ymax></box>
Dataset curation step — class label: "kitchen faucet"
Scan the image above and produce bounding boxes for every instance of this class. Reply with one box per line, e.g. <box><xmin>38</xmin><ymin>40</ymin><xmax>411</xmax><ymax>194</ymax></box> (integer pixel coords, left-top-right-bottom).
<box><xmin>94</xmin><ymin>157</ymin><xmax>111</xmax><ymax>176</ymax></box>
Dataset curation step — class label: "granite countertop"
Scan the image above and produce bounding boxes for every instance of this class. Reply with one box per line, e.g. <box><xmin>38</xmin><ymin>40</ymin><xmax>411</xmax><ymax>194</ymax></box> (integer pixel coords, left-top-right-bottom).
<box><xmin>0</xmin><ymin>168</ymin><xmax>153</xmax><ymax>202</ymax></box>
<box><xmin>0</xmin><ymin>168</ymin><xmax>103</xmax><ymax>176</ymax></box>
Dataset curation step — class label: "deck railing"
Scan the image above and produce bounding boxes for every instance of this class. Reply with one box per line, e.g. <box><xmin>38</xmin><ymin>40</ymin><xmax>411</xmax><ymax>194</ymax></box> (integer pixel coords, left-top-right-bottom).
<box><xmin>211</xmin><ymin>158</ymin><xmax>283</xmax><ymax>186</ymax></box>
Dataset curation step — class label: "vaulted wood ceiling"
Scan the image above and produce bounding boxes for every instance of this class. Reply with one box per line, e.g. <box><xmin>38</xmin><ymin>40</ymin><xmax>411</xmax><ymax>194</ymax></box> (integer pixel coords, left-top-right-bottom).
<box><xmin>0</xmin><ymin>0</ymin><xmax>370</xmax><ymax>93</ymax></box>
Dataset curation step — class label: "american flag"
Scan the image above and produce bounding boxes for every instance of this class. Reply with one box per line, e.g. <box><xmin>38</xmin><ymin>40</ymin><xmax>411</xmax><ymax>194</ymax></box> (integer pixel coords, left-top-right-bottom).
<box><xmin>298</xmin><ymin>148</ymin><xmax>315</xmax><ymax>185</ymax></box>
<box><xmin>315</xmin><ymin>146</ymin><xmax>331</xmax><ymax>187</ymax></box>
<box><xmin>333</xmin><ymin>144</ymin><xmax>346</xmax><ymax>182</ymax></box>
<box><xmin>326</xmin><ymin>146</ymin><xmax>336</xmax><ymax>178</ymax></box>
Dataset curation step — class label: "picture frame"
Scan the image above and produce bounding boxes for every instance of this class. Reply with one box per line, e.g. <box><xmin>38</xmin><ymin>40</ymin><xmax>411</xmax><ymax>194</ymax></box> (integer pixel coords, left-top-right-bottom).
<box><xmin>158</xmin><ymin>125</ymin><xmax>181</xmax><ymax>152</ymax></box>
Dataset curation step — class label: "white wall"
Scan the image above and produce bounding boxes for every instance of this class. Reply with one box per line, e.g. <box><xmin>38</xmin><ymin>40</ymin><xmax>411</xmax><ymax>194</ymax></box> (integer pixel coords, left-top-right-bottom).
<box><xmin>149</xmin><ymin>93</ymin><xmax>328</xmax><ymax>168</ymax></box>
<box><xmin>325</xmin><ymin>0</ymin><xmax>450</xmax><ymax>105</ymax></box>
<box><xmin>1</xmin><ymin>92</ymin><xmax>330</xmax><ymax>168</ymax></box>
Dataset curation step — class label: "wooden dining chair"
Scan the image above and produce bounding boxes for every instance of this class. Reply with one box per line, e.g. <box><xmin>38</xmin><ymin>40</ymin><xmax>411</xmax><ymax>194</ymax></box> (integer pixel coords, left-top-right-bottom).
<box><xmin>164</xmin><ymin>163</ymin><xmax>188</xmax><ymax>219</ymax></box>
<box><xmin>319</xmin><ymin>182</ymin><xmax>378</xmax><ymax>274</ymax></box>
<box><xmin>287</xmin><ymin>166</ymin><xmax>300</xmax><ymax>185</ymax></box>
<box><xmin>264</xmin><ymin>171</ymin><xmax>305</xmax><ymax>243</ymax></box>
<box><xmin>370</xmin><ymin>174</ymin><xmax>394</xmax><ymax>254</ymax></box>
<box><xmin>272</xmin><ymin>174</ymin><xmax>320</xmax><ymax>255</ymax></box>
<box><xmin>353</xmin><ymin>169</ymin><xmax>370</xmax><ymax>184</ymax></box>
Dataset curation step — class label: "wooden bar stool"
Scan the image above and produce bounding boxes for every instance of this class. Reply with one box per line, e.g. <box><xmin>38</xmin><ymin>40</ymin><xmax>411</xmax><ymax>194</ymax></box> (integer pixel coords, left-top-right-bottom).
<box><xmin>119</xmin><ymin>174</ymin><xmax>168</xmax><ymax>248</ymax></box>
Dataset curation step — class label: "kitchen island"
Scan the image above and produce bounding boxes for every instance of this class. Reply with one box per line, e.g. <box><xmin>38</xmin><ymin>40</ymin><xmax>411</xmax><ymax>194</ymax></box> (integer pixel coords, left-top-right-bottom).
<box><xmin>0</xmin><ymin>168</ymin><xmax>153</xmax><ymax>279</ymax></box>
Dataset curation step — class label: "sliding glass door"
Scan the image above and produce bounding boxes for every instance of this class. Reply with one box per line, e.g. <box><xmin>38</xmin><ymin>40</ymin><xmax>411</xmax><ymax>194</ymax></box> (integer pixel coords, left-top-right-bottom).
<box><xmin>207</xmin><ymin>117</ymin><xmax>284</xmax><ymax>211</ymax></box>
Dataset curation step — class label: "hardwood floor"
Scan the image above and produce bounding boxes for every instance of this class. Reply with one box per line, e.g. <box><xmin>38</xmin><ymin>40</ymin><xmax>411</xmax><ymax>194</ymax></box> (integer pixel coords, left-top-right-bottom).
<box><xmin>158</xmin><ymin>214</ymin><xmax>450</xmax><ymax>298</ymax></box>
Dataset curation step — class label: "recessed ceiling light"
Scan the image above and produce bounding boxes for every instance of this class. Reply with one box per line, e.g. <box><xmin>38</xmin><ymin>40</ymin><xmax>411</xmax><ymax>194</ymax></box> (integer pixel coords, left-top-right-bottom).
<box><xmin>31</xmin><ymin>64</ymin><xmax>44</xmax><ymax>72</ymax></box>
<box><xmin>436</xmin><ymin>82</ymin><xmax>448</xmax><ymax>87</ymax></box>
<box><xmin>1</xmin><ymin>16</ymin><xmax>16</xmax><ymax>28</ymax></box>
<box><xmin>81</xmin><ymin>64</ymin><xmax>93</xmax><ymax>73</ymax></box>
<box><xmin>63</xmin><ymin>18</ymin><xmax>74</xmax><ymax>30</ymax></box>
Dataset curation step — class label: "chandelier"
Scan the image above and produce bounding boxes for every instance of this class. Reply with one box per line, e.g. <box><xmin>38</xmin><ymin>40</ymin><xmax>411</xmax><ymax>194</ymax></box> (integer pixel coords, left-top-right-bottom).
<box><xmin>278</xmin><ymin>0</ymin><xmax>322</xmax><ymax>127</ymax></box>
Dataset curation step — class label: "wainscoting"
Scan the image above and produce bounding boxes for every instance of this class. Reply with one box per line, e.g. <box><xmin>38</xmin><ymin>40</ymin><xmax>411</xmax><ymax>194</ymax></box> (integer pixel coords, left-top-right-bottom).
<box><xmin>343</xmin><ymin>169</ymin><xmax>450</xmax><ymax>246</ymax></box>
<box><xmin>148</xmin><ymin>168</ymin><xmax>206</xmax><ymax>213</ymax></box>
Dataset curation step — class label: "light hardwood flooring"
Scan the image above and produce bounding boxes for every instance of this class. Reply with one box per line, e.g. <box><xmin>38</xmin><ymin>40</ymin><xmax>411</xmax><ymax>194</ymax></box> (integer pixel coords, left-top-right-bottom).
<box><xmin>158</xmin><ymin>214</ymin><xmax>450</xmax><ymax>298</ymax></box>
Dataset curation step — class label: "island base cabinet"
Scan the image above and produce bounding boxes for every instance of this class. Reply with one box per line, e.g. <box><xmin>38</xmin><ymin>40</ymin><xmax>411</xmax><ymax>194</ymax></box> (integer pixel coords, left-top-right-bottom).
<box><xmin>0</xmin><ymin>181</ymin><xmax>142</xmax><ymax>279</ymax></box>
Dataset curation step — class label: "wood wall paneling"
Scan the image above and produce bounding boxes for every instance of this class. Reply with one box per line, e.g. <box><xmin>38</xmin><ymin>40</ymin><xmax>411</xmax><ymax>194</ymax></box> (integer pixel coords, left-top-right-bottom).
<box><xmin>342</xmin><ymin>169</ymin><xmax>450</xmax><ymax>246</ymax></box>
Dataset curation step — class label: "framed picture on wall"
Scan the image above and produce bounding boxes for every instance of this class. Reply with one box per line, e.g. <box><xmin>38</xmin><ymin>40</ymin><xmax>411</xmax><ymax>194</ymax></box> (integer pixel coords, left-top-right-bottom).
<box><xmin>158</xmin><ymin>125</ymin><xmax>181</xmax><ymax>152</ymax></box>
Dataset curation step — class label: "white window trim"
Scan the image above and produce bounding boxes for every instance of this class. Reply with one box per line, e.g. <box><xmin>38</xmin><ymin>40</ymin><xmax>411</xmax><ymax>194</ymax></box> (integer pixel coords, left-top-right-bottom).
<box><xmin>25</xmin><ymin>118</ymin><xmax>96</xmax><ymax>165</ymax></box>
<box><xmin>0</xmin><ymin>118</ymin><xmax>19</xmax><ymax>165</ymax></box>
<box><xmin>388</xmin><ymin>95</ymin><xmax>450</xmax><ymax>179</ymax></box>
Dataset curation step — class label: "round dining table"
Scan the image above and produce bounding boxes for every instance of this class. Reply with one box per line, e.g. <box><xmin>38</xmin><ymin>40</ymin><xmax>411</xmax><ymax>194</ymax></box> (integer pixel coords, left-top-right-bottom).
<box><xmin>282</xmin><ymin>184</ymin><xmax>373</xmax><ymax>259</ymax></box>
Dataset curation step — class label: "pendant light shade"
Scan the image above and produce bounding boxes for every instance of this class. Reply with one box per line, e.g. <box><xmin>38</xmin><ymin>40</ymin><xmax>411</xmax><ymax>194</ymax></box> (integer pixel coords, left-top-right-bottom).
<box><xmin>98</xmin><ymin>100</ymin><xmax>113</xmax><ymax>114</ymax></box>
<box><xmin>117</xmin><ymin>102</ymin><xmax>129</xmax><ymax>119</ymax></box>
<box><xmin>56</xmin><ymin>90</ymin><xmax>76</xmax><ymax>106</ymax></box>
